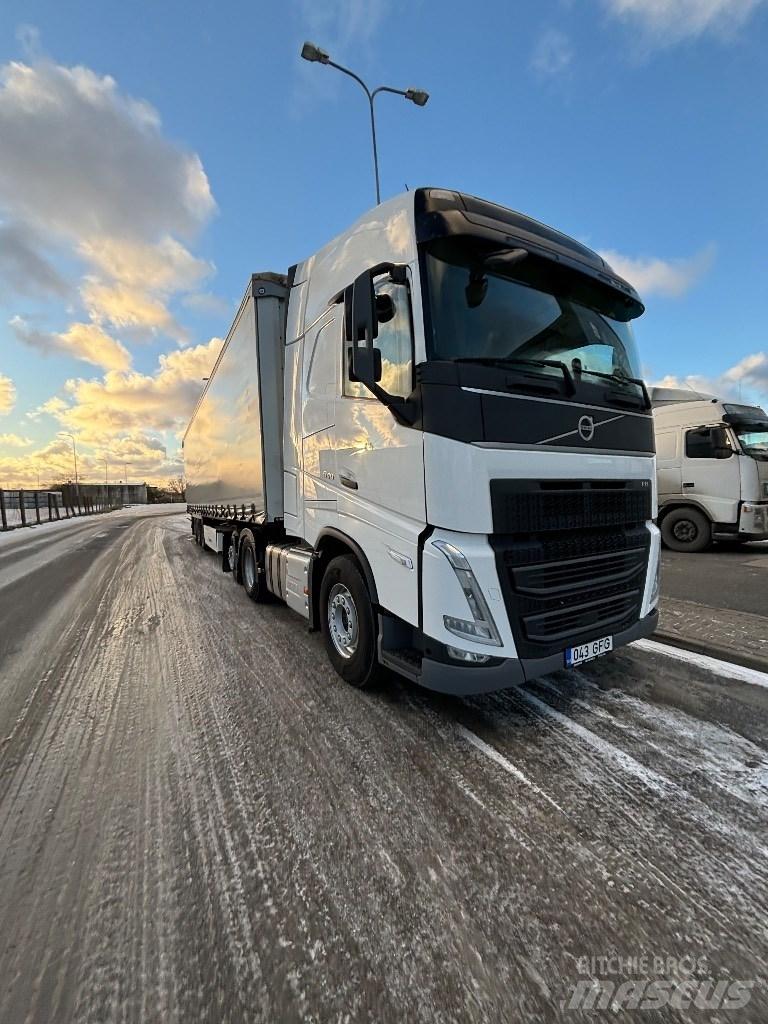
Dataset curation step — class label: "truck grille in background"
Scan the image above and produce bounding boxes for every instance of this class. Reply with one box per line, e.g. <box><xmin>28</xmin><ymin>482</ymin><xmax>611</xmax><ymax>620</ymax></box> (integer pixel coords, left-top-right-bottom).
<box><xmin>490</xmin><ymin>479</ymin><xmax>651</xmax><ymax>659</ymax></box>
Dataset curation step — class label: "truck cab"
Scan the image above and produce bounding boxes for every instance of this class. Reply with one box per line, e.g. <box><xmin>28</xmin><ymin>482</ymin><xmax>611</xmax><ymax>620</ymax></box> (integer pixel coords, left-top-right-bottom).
<box><xmin>652</xmin><ymin>388</ymin><xmax>768</xmax><ymax>551</ymax></box>
<box><xmin>186</xmin><ymin>188</ymin><xmax>660</xmax><ymax>694</ymax></box>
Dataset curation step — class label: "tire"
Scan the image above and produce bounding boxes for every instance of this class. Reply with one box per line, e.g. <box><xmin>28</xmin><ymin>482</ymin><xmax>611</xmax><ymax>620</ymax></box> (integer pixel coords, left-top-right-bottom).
<box><xmin>660</xmin><ymin>507</ymin><xmax>712</xmax><ymax>552</ymax></box>
<box><xmin>320</xmin><ymin>555</ymin><xmax>379</xmax><ymax>688</ymax></box>
<box><xmin>238</xmin><ymin>530</ymin><xmax>267</xmax><ymax>601</ymax></box>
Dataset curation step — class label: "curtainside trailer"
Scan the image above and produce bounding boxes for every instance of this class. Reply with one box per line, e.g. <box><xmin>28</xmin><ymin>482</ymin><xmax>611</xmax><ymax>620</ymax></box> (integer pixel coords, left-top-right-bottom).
<box><xmin>184</xmin><ymin>188</ymin><xmax>660</xmax><ymax>694</ymax></box>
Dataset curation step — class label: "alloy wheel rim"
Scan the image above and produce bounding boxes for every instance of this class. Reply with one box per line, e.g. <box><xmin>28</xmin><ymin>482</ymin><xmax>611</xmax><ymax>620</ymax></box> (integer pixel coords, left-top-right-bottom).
<box><xmin>328</xmin><ymin>583</ymin><xmax>359</xmax><ymax>659</ymax></box>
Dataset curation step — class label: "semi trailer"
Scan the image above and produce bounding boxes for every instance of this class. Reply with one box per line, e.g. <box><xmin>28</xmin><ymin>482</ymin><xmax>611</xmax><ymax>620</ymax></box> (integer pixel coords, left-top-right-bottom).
<box><xmin>184</xmin><ymin>188</ymin><xmax>660</xmax><ymax>694</ymax></box>
<box><xmin>652</xmin><ymin>387</ymin><xmax>768</xmax><ymax>551</ymax></box>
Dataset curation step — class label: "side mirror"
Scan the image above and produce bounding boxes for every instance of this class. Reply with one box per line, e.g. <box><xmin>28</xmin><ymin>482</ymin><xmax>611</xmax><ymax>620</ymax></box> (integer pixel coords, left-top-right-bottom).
<box><xmin>348</xmin><ymin>347</ymin><xmax>382</xmax><ymax>383</ymax></box>
<box><xmin>349</xmin><ymin>268</ymin><xmax>378</xmax><ymax>384</ymax></box>
<box><xmin>709</xmin><ymin>426</ymin><xmax>733</xmax><ymax>458</ymax></box>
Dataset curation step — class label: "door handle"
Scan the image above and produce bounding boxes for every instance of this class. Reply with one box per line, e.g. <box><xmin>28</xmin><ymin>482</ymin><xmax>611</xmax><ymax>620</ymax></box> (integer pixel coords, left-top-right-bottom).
<box><xmin>339</xmin><ymin>473</ymin><xmax>358</xmax><ymax>490</ymax></box>
<box><xmin>683</xmin><ymin>482</ymin><xmax>695</xmax><ymax>488</ymax></box>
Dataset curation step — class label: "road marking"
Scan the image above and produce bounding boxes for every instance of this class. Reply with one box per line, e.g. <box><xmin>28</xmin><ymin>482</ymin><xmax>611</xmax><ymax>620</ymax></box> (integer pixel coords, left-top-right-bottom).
<box><xmin>633</xmin><ymin>639</ymin><xmax>768</xmax><ymax>689</ymax></box>
<box><xmin>517</xmin><ymin>690</ymin><xmax>674</xmax><ymax>795</ymax></box>
<box><xmin>457</xmin><ymin>725</ymin><xmax>566</xmax><ymax>813</ymax></box>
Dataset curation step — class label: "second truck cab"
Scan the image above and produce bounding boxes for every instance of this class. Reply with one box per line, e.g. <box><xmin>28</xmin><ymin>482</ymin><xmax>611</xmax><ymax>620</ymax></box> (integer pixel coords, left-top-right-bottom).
<box><xmin>652</xmin><ymin>387</ymin><xmax>768</xmax><ymax>550</ymax></box>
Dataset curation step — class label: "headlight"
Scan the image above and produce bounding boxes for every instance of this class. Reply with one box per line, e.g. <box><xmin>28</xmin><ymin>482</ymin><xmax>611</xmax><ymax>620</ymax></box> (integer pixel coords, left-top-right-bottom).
<box><xmin>432</xmin><ymin>539</ymin><xmax>502</xmax><ymax>647</ymax></box>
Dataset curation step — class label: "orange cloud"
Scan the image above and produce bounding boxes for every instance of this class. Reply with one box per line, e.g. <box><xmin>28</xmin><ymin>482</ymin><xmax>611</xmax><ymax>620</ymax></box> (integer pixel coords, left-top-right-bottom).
<box><xmin>48</xmin><ymin>337</ymin><xmax>223</xmax><ymax>444</ymax></box>
<box><xmin>81</xmin><ymin>281</ymin><xmax>178</xmax><ymax>339</ymax></box>
<box><xmin>0</xmin><ymin>432</ymin><xmax>31</xmax><ymax>447</ymax></box>
<box><xmin>10</xmin><ymin>316</ymin><xmax>131</xmax><ymax>371</ymax></box>
<box><xmin>0</xmin><ymin>373</ymin><xmax>15</xmax><ymax>414</ymax></box>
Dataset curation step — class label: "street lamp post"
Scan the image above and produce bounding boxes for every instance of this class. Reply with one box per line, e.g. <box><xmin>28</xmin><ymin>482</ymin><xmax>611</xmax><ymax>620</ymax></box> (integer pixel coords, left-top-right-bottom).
<box><xmin>58</xmin><ymin>431</ymin><xmax>80</xmax><ymax>508</ymax></box>
<box><xmin>300</xmin><ymin>41</ymin><xmax>429</xmax><ymax>205</ymax></box>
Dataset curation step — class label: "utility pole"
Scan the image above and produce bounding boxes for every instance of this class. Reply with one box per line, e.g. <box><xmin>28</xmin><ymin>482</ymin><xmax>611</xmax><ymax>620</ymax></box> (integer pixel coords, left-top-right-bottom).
<box><xmin>58</xmin><ymin>432</ymin><xmax>79</xmax><ymax>503</ymax></box>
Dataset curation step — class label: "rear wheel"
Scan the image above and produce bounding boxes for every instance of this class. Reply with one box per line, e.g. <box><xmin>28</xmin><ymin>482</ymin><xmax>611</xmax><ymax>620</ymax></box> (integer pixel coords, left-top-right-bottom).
<box><xmin>239</xmin><ymin>530</ymin><xmax>267</xmax><ymax>601</ymax></box>
<box><xmin>661</xmin><ymin>507</ymin><xmax>712</xmax><ymax>552</ymax></box>
<box><xmin>320</xmin><ymin>555</ymin><xmax>379</xmax><ymax>688</ymax></box>
<box><xmin>227</xmin><ymin>532</ymin><xmax>241</xmax><ymax>580</ymax></box>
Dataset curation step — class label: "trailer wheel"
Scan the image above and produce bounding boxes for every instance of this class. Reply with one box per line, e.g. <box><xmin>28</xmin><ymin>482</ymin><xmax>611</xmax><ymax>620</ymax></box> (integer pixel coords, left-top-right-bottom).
<box><xmin>239</xmin><ymin>530</ymin><xmax>267</xmax><ymax>602</ymax></box>
<box><xmin>320</xmin><ymin>555</ymin><xmax>379</xmax><ymax>688</ymax></box>
<box><xmin>229</xmin><ymin>532</ymin><xmax>242</xmax><ymax>581</ymax></box>
<box><xmin>661</xmin><ymin>507</ymin><xmax>712</xmax><ymax>552</ymax></box>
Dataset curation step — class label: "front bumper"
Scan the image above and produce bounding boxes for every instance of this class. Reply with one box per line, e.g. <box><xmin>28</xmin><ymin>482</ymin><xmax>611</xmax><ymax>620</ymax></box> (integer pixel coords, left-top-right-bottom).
<box><xmin>738</xmin><ymin>501</ymin><xmax>768</xmax><ymax>538</ymax></box>
<box><xmin>418</xmin><ymin>609</ymin><xmax>659</xmax><ymax>696</ymax></box>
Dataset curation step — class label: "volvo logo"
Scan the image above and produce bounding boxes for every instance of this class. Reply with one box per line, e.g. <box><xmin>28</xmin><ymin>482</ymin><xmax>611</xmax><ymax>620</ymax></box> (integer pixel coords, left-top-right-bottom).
<box><xmin>536</xmin><ymin>411</ymin><xmax>624</xmax><ymax>447</ymax></box>
<box><xmin>578</xmin><ymin>415</ymin><xmax>596</xmax><ymax>442</ymax></box>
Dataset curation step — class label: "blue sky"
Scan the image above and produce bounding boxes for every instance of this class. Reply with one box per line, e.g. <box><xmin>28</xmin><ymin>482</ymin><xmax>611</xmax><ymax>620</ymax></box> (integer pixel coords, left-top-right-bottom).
<box><xmin>1</xmin><ymin>0</ymin><xmax>767</xmax><ymax>485</ymax></box>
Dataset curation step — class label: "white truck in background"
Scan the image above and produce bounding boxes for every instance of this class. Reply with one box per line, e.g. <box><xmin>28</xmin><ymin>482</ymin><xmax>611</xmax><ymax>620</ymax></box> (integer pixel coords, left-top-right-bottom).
<box><xmin>652</xmin><ymin>387</ymin><xmax>768</xmax><ymax>551</ymax></box>
<box><xmin>183</xmin><ymin>188</ymin><xmax>660</xmax><ymax>694</ymax></box>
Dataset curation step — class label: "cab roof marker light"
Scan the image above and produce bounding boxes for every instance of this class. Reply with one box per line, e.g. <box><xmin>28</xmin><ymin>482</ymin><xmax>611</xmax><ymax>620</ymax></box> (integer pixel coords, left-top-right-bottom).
<box><xmin>432</xmin><ymin>539</ymin><xmax>502</xmax><ymax>647</ymax></box>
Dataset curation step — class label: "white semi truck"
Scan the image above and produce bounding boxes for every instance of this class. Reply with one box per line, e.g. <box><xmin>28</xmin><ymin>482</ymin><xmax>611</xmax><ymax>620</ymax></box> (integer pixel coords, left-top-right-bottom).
<box><xmin>652</xmin><ymin>387</ymin><xmax>768</xmax><ymax>551</ymax></box>
<box><xmin>184</xmin><ymin>188</ymin><xmax>660</xmax><ymax>693</ymax></box>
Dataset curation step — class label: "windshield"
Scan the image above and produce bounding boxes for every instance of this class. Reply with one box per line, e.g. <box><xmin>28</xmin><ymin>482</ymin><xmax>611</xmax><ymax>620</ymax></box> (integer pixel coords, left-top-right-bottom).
<box><xmin>424</xmin><ymin>249</ymin><xmax>643</xmax><ymax>391</ymax></box>
<box><xmin>733</xmin><ymin>425</ymin><xmax>768</xmax><ymax>458</ymax></box>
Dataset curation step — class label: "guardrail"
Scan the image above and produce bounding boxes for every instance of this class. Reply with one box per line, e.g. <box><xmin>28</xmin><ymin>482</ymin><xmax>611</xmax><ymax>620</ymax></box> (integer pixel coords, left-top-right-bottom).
<box><xmin>0</xmin><ymin>488</ymin><xmax>121</xmax><ymax>532</ymax></box>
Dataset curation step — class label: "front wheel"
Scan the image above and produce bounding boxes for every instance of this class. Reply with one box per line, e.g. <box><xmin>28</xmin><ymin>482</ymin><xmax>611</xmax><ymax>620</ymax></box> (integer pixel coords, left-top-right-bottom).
<box><xmin>320</xmin><ymin>555</ymin><xmax>379</xmax><ymax>688</ymax></box>
<box><xmin>661</xmin><ymin>508</ymin><xmax>712</xmax><ymax>552</ymax></box>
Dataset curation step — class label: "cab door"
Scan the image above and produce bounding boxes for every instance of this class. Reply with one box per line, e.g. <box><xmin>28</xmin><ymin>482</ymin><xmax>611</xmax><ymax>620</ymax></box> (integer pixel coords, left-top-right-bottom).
<box><xmin>655</xmin><ymin>428</ymin><xmax>682</xmax><ymax>500</ymax></box>
<box><xmin>682</xmin><ymin>424</ymin><xmax>741</xmax><ymax>524</ymax></box>
<box><xmin>301</xmin><ymin>313</ymin><xmax>338</xmax><ymax>512</ymax></box>
<box><xmin>333</xmin><ymin>270</ymin><xmax>425</xmax><ymax>526</ymax></box>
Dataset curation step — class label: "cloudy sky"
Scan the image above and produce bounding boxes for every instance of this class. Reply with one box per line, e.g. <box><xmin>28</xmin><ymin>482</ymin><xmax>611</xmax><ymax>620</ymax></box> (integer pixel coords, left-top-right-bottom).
<box><xmin>0</xmin><ymin>0</ymin><xmax>767</xmax><ymax>487</ymax></box>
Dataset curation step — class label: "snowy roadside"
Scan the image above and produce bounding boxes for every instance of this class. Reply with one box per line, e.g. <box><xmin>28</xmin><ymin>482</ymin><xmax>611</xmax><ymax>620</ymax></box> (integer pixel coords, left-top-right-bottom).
<box><xmin>0</xmin><ymin>503</ymin><xmax>185</xmax><ymax>549</ymax></box>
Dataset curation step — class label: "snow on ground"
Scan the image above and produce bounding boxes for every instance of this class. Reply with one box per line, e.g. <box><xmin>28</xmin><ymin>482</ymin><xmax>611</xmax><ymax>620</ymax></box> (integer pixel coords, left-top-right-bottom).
<box><xmin>0</xmin><ymin>503</ymin><xmax>184</xmax><ymax>549</ymax></box>
<box><xmin>635</xmin><ymin>637</ymin><xmax>768</xmax><ymax>689</ymax></box>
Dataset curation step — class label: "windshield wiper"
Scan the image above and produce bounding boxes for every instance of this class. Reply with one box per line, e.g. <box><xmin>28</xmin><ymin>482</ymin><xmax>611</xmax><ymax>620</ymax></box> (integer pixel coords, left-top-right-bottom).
<box><xmin>576</xmin><ymin>368</ymin><xmax>651</xmax><ymax>410</ymax></box>
<box><xmin>452</xmin><ymin>356</ymin><xmax>575</xmax><ymax>394</ymax></box>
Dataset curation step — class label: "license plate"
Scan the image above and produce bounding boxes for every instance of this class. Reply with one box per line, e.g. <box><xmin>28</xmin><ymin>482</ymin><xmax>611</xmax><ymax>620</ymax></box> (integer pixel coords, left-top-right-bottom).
<box><xmin>565</xmin><ymin>636</ymin><xmax>613</xmax><ymax>667</ymax></box>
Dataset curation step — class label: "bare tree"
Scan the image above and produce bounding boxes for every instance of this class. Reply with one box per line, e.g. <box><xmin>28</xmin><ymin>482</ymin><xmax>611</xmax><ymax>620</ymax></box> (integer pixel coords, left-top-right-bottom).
<box><xmin>167</xmin><ymin>475</ymin><xmax>186</xmax><ymax>500</ymax></box>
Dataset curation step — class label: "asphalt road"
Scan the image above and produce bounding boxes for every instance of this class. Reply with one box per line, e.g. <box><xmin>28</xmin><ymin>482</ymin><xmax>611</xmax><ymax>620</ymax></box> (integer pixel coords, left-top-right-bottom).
<box><xmin>661</xmin><ymin>541</ymin><xmax>768</xmax><ymax>616</ymax></box>
<box><xmin>1</xmin><ymin>509</ymin><xmax>767</xmax><ymax>1023</ymax></box>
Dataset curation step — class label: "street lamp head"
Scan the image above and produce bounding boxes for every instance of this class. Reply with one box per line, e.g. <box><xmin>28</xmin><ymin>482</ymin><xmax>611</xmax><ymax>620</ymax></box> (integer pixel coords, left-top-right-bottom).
<box><xmin>301</xmin><ymin>41</ymin><xmax>330</xmax><ymax>64</ymax></box>
<box><xmin>405</xmin><ymin>88</ymin><xmax>429</xmax><ymax>107</ymax></box>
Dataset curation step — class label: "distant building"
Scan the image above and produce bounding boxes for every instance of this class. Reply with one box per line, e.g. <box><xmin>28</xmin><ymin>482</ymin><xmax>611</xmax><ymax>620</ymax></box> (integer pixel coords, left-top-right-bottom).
<box><xmin>58</xmin><ymin>482</ymin><xmax>148</xmax><ymax>505</ymax></box>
